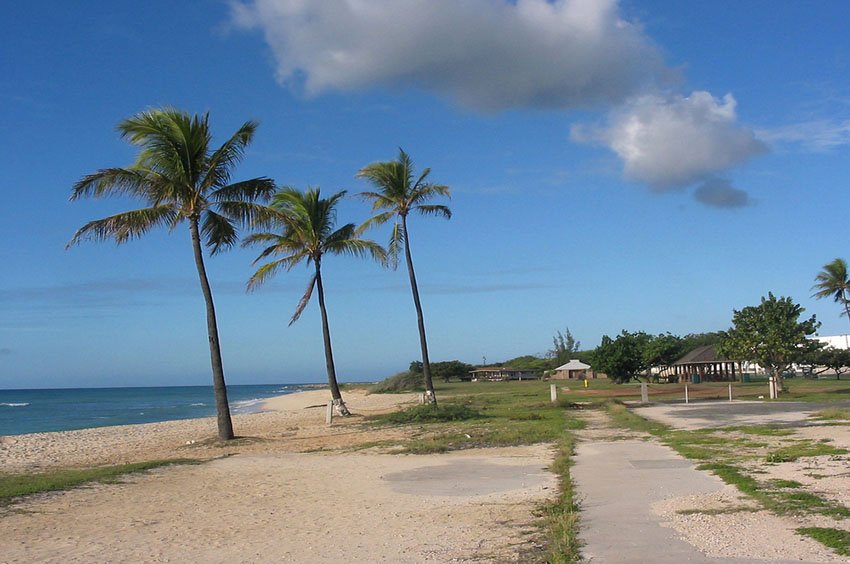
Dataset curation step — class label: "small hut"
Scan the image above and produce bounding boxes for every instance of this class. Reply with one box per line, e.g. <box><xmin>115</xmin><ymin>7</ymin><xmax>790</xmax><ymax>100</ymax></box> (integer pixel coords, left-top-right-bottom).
<box><xmin>551</xmin><ymin>359</ymin><xmax>592</xmax><ymax>380</ymax></box>
<box><xmin>671</xmin><ymin>345</ymin><xmax>739</xmax><ymax>383</ymax></box>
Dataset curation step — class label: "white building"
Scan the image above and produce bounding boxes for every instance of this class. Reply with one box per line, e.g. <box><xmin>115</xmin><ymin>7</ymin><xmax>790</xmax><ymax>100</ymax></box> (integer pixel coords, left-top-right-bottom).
<box><xmin>814</xmin><ymin>334</ymin><xmax>850</xmax><ymax>351</ymax></box>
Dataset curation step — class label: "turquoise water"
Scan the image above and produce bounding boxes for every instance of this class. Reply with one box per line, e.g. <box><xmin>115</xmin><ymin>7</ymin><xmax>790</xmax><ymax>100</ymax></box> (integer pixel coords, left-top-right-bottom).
<box><xmin>0</xmin><ymin>384</ymin><xmax>318</xmax><ymax>436</ymax></box>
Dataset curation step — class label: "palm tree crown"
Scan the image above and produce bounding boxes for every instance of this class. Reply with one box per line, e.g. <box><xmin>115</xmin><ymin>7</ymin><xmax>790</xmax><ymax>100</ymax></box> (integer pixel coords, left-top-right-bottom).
<box><xmin>813</xmin><ymin>258</ymin><xmax>850</xmax><ymax>324</ymax></box>
<box><xmin>356</xmin><ymin>149</ymin><xmax>451</xmax><ymax>267</ymax></box>
<box><xmin>356</xmin><ymin>149</ymin><xmax>451</xmax><ymax>405</ymax></box>
<box><xmin>68</xmin><ymin>107</ymin><xmax>275</xmax><ymax>440</ymax></box>
<box><xmin>68</xmin><ymin>108</ymin><xmax>274</xmax><ymax>250</ymax></box>
<box><xmin>244</xmin><ymin>187</ymin><xmax>386</xmax><ymax>414</ymax></box>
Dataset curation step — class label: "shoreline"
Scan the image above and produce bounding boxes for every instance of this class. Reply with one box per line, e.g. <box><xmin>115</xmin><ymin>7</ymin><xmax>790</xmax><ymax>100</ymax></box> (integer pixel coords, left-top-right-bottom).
<box><xmin>0</xmin><ymin>383</ymin><xmax>330</xmax><ymax>437</ymax></box>
<box><xmin>0</xmin><ymin>388</ymin><xmax>417</xmax><ymax>474</ymax></box>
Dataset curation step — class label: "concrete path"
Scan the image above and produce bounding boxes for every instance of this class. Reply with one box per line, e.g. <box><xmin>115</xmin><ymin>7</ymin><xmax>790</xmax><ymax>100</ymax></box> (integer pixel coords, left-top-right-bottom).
<box><xmin>572</xmin><ymin>437</ymin><xmax>829</xmax><ymax>563</ymax></box>
<box><xmin>574</xmin><ymin>439</ymin><xmax>731</xmax><ymax>563</ymax></box>
<box><xmin>634</xmin><ymin>399</ymin><xmax>850</xmax><ymax>430</ymax></box>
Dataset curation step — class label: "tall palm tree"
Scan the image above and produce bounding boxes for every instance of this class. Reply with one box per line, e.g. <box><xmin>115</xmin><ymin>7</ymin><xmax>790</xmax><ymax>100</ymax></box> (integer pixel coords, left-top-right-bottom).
<box><xmin>813</xmin><ymin>258</ymin><xmax>850</xmax><ymax>327</ymax></box>
<box><xmin>244</xmin><ymin>187</ymin><xmax>386</xmax><ymax>415</ymax></box>
<box><xmin>356</xmin><ymin>149</ymin><xmax>451</xmax><ymax>405</ymax></box>
<box><xmin>67</xmin><ymin>108</ymin><xmax>275</xmax><ymax>440</ymax></box>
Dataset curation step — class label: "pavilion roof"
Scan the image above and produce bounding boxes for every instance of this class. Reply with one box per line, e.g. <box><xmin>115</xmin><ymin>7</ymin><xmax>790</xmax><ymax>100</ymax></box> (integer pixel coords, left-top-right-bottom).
<box><xmin>555</xmin><ymin>359</ymin><xmax>591</xmax><ymax>371</ymax></box>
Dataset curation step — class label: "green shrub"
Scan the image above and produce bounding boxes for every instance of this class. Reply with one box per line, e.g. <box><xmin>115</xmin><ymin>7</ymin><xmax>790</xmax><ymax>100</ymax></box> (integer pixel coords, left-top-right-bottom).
<box><xmin>379</xmin><ymin>404</ymin><xmax>482</xmax><ymax>424</ymax></box>
<box><xmin>371</xmin><ymin>370</ymin><xmax>424</xmax><ymax>393</ymax></box>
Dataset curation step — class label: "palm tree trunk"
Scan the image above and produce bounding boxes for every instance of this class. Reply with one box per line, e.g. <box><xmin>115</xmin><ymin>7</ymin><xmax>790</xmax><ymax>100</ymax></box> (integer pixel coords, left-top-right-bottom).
<box><xmin>189</xmin><ymin>218</ymin><xmax>235</xmax><ymax>440</ymax></box>
<box><xmin>843</xmin><ymin>298</ymin><xmax>850</xmax><ymax>329</ymax></box>
<box><xmin>401</xmin><ymin>215</ymin><xmax>437</xmax><ymax>405</ymax></box>
<box><xmin>315</xmin><ymin>262</ymin><xmax>350</xmax><ymax>416</ymax></box>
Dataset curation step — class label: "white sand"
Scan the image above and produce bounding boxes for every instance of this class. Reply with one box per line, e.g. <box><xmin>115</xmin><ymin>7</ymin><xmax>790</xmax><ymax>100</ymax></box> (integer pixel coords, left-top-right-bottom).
<box><xmin>0</xmin><ymin>389</ymin><xmax>557</xmax><ymax>562</ymax></box>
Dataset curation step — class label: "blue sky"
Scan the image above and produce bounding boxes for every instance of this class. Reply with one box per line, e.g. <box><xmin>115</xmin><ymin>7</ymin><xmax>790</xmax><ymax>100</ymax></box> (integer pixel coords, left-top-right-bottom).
<box><xmin>2</xmin><ymin>1</ymin><xmax>849</xmax><ymax>389</ymax></box>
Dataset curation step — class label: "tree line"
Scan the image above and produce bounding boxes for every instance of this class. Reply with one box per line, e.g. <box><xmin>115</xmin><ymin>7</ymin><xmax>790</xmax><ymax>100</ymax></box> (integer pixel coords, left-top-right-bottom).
<box><xmin>589</xmin><ymin>260</ymin><xmax>850</xmax><ymax>390</ymax></box>
<box><xmin>67</xmin><ymin>108</ymin><xmax>450</xmax><ymax>440</ymax></box>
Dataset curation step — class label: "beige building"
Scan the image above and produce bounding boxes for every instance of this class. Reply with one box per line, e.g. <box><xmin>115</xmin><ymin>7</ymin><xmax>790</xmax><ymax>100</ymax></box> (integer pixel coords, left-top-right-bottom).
<box><xmin>551</xmin><ymin>359</ymin><xmax>593</xmax><ymax>380</ymax></box>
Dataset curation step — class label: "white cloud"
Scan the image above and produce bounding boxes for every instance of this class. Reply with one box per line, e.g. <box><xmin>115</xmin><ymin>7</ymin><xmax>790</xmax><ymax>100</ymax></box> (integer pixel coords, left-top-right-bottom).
<box><xmin>757</xmin><ymin>119</ymin><xmax>850</xmax><ymax>152</ymax></box>
<box><xmin>572</xmin><ymin>91</ymin><xmax>767</xmax><ymax>190</ymax></box>
<box><xmin>693</xmin><ymin>178</ymin><xmax>751</xmax><ymax>209</ymax></box>
<box><xmin>230</xmin><ymin>0</ymin><xmax>668</xmax><ymax>111</ymax></box>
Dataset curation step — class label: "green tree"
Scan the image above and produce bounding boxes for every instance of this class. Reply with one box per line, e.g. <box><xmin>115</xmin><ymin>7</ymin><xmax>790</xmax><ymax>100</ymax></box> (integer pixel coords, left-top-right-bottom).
<box><xmin>718</xmin><ymin>293</ymin><xmax>821</xmax><ymax>392</ymax></box>
<box><xmin>642</xmin><ymin>333</ymin><xmax>684</xmax><ymax>368</ymax></box>
<box><xmin>356</xmin><ymin>149</ymin><xmax>451</xmax><ymax>405</ymax></box>
<box><xmin>591</xmin><ymin>331</ymin><xmax>650</xmax><ymax>383</ymax></box>
<box><xmin>549</xmin><ymin>327</ymin><xmax>581</xmax><ymax>366</ymax></box>
<box><xmin>678</xmin><ymin>332</ymin><xmax>724</xmax><ymax>355</ymax></box>
<box><xmin>244</xmin><ymin>187</ymin><xmax>385</xmax><ymax>415</ymax></box>
<box><xmin>804</xmin><ymin>348</ymin><xmax>850</xmax><ymax>380</ymax></box>
<box><xmin>67</xmin><ymin>108</ymin><xmax>274</xmax><ymax>440</ymax></box>
<box><xmin>812</xmin><ymin>258</ymin><xmax>850</xmax><ymax>328</ymax></box>
<box><xmin>431</xmin><ymin>360</ymin><xmax>474</xmax><ymax>382</ymax></box>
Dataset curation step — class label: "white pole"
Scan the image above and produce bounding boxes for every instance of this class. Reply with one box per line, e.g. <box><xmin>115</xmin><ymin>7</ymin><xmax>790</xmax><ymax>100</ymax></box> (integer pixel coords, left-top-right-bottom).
<box><xmin>641</xmin><ymin>382</ymin><xmax>649</xmax><ymax>404</ymax></box>
<box><xmin>728</xmin><ymin>383</ymin><xmax>733</xmax><ymax>402</ymax></box>
<box><xmin>550</xmin><ymin>383</ymin><xmax>557</xmax><ymax>403</ymax></box>
<box><xmin>326</xmin><ymin>400</ymin><xmax>334</xmax><ymax>425</ymax></box>
<box><xmin>684</xmin><ymin>384</ymin><xmax>689</xmax><ymax>404</ymax></box>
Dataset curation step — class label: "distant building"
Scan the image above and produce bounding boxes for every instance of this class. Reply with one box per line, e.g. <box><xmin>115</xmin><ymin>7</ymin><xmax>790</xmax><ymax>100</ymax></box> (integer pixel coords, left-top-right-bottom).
<box><xmin>814</xmin><ymin>334</ymin><xmax>850</xmax><ymax>350</ymax></box>
<box><xmin>671</xmin><ymin>345</ymin><xmax>739</xmax><ymax>382</ymax></box>
<box><xmin>551</xmin><ymin>359</ymin><xmax>593</xmax><ymax>380</ymax></box>
<box><xmin>468</xmin><ymin>367</ymin><xmax>539</xmax><ymax>381</ymax></box>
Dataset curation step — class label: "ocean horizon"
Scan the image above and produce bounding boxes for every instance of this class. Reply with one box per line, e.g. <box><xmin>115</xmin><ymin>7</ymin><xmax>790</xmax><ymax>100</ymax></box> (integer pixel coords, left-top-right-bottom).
<box><xmin>0</xmin><ymin>383</ymin><xmax>324</xmax><ymax>436</ymax></box>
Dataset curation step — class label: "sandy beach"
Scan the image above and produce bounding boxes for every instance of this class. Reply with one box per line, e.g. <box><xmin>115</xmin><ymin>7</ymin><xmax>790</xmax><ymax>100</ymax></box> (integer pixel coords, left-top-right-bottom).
<box><xmin>0</xmin><ymin>389</ymin><xmax>557</xmax><ymax>562</ymax></box>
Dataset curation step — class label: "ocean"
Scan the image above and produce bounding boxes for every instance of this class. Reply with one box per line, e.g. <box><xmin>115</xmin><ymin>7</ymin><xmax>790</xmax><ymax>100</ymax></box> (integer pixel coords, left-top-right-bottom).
<box><xmin>0</xmin><ymin>384</ymin><xmax>319</xmax><ymax>436</ymax></box>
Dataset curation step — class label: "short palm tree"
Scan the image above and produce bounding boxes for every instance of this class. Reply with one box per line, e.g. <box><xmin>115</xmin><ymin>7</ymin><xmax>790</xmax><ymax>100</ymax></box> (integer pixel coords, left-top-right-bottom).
<box><xmin>244</xmin><ymin>187</ymin><xmax>386</xmax><ymax>415</ymax></box>
<box><xmin>67</xmin><ymin>108</ymin><xmax>275</xmax><ymax>440</ymax></box>
<box><xmin>813</xmin><ymin>258</ymin><xmax>850</xmax><ymax>326</ymax></box>
<box><xmin>356</xmin><ymin>149</ymin><xmax>451</xmax><ymax>405</ymax></box>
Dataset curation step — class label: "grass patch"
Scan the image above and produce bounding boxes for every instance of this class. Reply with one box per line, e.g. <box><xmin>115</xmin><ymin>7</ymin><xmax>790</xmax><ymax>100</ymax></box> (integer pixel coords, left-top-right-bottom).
<box><xmin>376</xmin><ymin>403</ymin><xmax>482</xmax><ymax>424</ymax></box>
<box><xmin>0</xmin><ymin>459</ymin><xmax>199</xmax><ymax>505</ymax></box>
<box><xmin>765</xmin><ymin>442</ymin><xmax>847</xmax><ymax>463</ymax></box>
<box><xmin>677</xmin><ymin>506</ymin><xmax>760</xmax><ymax>515</ymax></box>
<box><xmin>541</xmin><ymin>434</ymin><xmax>581</xmax><ymax>563</ymax></box>
<box><xmin>797</xmin><ymin>527</ymin><xmax>850</xmax><ymax>556</ymax></box>
<box><xmin>812</xmin><ymin>407</ymin><xmax>850</xmax><ymax>421</ymax></box>
<box><xmin>604</xmin><ymin>402</ymin><xmax>666</xmax><ymax>434</ymax></box>
<box><xmin>770</xmin><ymin>479</ymin><xmax>803</xmax><ymax>488</ymax></box>
<box><xmin>721</xmin><ymin>425</ymin><xmax>795</xmax><ymax>436</ymax></box>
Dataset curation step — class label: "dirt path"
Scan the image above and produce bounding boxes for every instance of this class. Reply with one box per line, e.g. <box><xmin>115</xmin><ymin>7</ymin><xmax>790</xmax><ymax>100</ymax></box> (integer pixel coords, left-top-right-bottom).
<box><xmin>572</xmin><ymin>408</ymin><xmax>844</xmax><ymax>563</ymax></box>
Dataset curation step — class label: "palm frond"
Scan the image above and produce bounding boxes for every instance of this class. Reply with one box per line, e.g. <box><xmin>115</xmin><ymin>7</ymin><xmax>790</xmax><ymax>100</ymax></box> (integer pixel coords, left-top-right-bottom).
<box><xmin>289</xmin><ymin>272</ymin><xmax>317</xmax><ymax>325</ymax></box>
<box><xmin>241</xmin><ymin>231</ymin><xmax>283</xmax><ymax>248</ymax></box>
<box><xmin>66</xmin><ymin>206</ymin><xmax>179</xmax><ymax>248</ymax></box>
<box><xmin>354</xmin><ymin>190</ymin><xmax>398</xmax><ymax>212</ymax></box>
<box><xmin>415</xmin><ymin>204</ymin><xmax>452</xmax><ymax>219</ymax></box>
<box><xmin>71</xmin><ymin>168</ymin><xmax>163</xmax><ymax>201</ymax></box>
<box><xmin>356</xmin><ymin>210</ymin><xmax>396</xmax><ymax>235</ymax></box>
<box><xmin>118</xmin><ymin>109</ymin><xmax>210</xmax><ymax>186</ymax></box>
<box><xmin>210</xmin><ymin>178</ymin><xmax>276</xmax><ymax>204</ymax></box>
<box><xmin>201</xmin><ymin>210</ymin><xmax>237</xmax><ymax>255</ymax></box>
<box><xmin>247</xmin><ymin>258</ymin><xmax>288</xmax><ymax>292</ymax></box>
<box><xmin>201</xmin><ymin>120</ymin><xmax>259</xmax><ymax>189</ymax></box>
<box><xmin>329</xmin><ymin>238</ymin><xmax>387</xmax><ymax>266</ymax></box>
<box><xmin>813</xmin><ymin>258</ymin><xmax>850</xmax><ymax>302</ymax></box>
<box><xmin>410</xmin><ymin>182</ymin><xmax>451</xmax><ymax>205</ymax></box>
<box><xmin>216</xmin><ymin>201</ymin><xmax>280</xmax><ymax>229</ymax></box>
<box><xmin>386</xmin><ymin>221</ymin><xmax>404</xmax><ymax>270</ymax></box>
